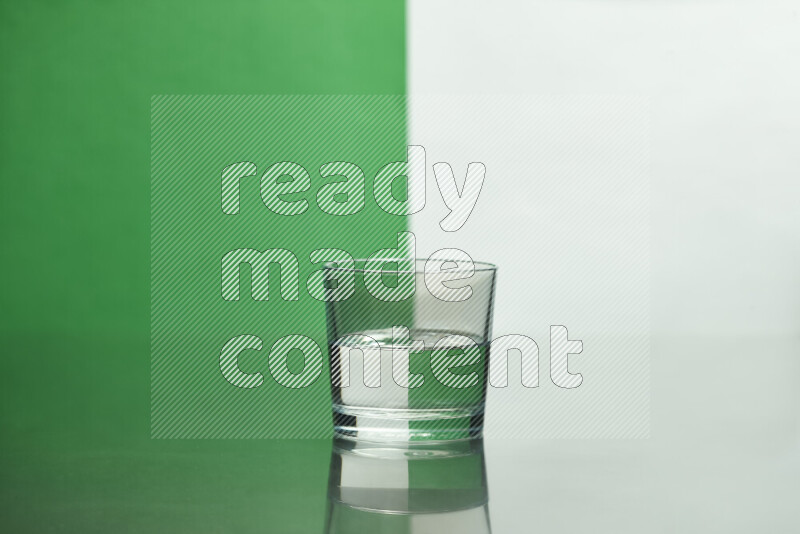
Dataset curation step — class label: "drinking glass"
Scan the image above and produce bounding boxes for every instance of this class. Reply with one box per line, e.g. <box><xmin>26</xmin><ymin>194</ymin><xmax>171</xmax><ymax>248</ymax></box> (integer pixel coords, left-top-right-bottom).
<box><xmin>323</xmin><ymin>257</ymin><xmax>497</xmax><ymax>441</ymax></box>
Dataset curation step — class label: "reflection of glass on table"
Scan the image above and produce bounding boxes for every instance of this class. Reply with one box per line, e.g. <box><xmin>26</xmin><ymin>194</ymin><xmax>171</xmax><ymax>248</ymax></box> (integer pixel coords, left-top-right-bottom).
<box><xmin>324</xmin><ymin>438</ymin><xmax>491</xmax><ymax>533</ymax></box>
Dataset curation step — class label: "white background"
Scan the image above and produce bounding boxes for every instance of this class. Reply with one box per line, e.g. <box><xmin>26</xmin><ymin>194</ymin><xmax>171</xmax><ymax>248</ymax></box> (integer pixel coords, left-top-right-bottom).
<box><xmin>409</xmin><ymin>0</ymin><xmax>799</xmax><ymax>530</ymax></box>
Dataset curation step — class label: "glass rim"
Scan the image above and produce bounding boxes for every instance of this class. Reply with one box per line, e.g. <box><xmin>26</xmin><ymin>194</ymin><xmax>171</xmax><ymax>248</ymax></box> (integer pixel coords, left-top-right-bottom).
<box><xmin>322</xmin><ymin>257</ymin><xmax>498</xmax><ymax>274</ymax></box>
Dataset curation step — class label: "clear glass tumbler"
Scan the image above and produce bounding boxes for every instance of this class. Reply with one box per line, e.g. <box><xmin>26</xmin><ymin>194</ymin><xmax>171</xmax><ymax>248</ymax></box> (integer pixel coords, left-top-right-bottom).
<box><xmin>323</xmin><ymin>257</ymin><xmax>497</xmax><ymax>441</ymax></box>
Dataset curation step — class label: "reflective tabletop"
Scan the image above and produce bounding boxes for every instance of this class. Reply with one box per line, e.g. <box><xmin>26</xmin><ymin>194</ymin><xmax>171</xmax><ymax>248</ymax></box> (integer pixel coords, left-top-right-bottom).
<box><xmin>1</xmin><ymin>337</ymin><xmax>798</xmax><ymax>532</ymax></box>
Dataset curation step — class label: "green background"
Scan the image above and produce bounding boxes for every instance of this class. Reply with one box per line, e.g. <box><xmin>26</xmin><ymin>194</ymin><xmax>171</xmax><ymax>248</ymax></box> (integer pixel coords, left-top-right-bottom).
<box><xmin>151</xmin><ymin>95</ymin><xmax>406</xmax><ymax>438</ymax></box>
<box><xmin>1</xmin><ymin>0</ymin><xmax>405</xmax><ymax>531</ymax></box>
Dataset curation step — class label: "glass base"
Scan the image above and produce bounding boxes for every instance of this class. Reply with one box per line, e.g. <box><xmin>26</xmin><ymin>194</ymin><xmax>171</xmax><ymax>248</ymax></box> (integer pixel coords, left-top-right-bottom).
<box><xmin>332</xmin><ymin>405</ymin><xmax>484</xmax><ymax>442</ymax></box>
